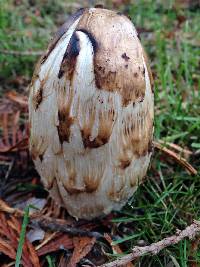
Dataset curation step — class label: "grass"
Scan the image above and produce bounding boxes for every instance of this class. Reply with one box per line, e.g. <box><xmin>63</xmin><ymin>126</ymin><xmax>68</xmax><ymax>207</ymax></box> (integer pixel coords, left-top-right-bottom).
<box><xmin>15</xmin><ymin>206</ymin><xmax>30</xmax><ymax>267</ymax></box>
<box><xmin>0</xmin><ymin>0</ymin><xmax>200</xmax><ymax>266</ymax></box>
<box><xmin>46</xmin><ymin>255</ymin><xmax>56</xmax><ymax>267</ymax></box>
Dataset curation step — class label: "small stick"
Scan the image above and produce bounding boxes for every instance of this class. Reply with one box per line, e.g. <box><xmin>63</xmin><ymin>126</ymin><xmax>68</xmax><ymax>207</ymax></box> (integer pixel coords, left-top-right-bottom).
<box><xmin>0</xmin><ymin>49</ymin><xmax>43</xmax><ymax>56</ymax></box>
<box><xmin>158</xmin><ymin>139</ymin><xmax>192</xmax><ymax>156</ymax></box>
<box><xmin>100</xmin><ymin>221</ymin><xmax>200</xmax><ymax>267</ymax></box>
<box><xmin>153</xmin><ymin>141</ymin><xmax>197</xmax><ymax>175</ymax></box>
<box><xmin>31</xmin><ymin>216</ymin><xmax>102</xmax><ymax>239</ymax></box>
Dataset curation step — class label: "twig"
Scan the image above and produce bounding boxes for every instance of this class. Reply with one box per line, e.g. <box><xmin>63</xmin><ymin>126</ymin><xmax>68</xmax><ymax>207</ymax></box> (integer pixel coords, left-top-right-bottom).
<box><xmin>35</xmin><ymin>232</ymin><xmax>57</xmax><ymax>250</ymax></box>
<box><xmin>0</xmin><ymin>49</ymin><xmax>43</xmax><ymax>56</ymax></box>
<box><xmin>0</xmin><ymin>199</ymin><xmax>102</xmax><ymax>239</ymax></box>
<box><xmin>153</xmin><ymin>141</ymin><xmax>197</xmax><ymax>175</ymax></box>
<box><xmin>0</xmin><ymin>198</ymin><xmax>24</xmax><ymax>217</ymax></box>
<box><xmin>158</xmin><ymin>139</ymin><xmax>193</xmax><ymax>156</ymax></box>
<box><xmin>31</xmin><ymin>216</ymin><xmax>102</xmax><ymax>239</ymax></box>
<box><xmin>100</xmin><ymin>221</ymin><xmax>200</xmax><ymax>267</ymax></box>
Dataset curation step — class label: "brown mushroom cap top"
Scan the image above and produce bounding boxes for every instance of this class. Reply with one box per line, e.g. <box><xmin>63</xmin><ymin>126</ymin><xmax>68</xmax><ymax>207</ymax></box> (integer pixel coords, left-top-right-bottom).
<box><xmin>40</xmin><ymin>8</ymin><xmax>150</xmax><ymax>107</ymax></box>
<box><xmin>77</xmin><ymin>8</ymin><xmax>146</xmax><ymax>106</ymax></box>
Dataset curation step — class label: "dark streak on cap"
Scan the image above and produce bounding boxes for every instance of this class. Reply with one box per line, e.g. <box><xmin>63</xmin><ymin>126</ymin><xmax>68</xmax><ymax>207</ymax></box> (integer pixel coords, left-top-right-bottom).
<box><xmin>58</xmin><ymin>32</ymin><xmax>80</xmax><ymax>79</ymax></box>
<box><xmin>78</xmin><ymin>28</ymin><xmax>98</xmax><ymax>53</ymax></box>
<box><xmin>41</xmin><ymin>8</ymin><xmax>86</xmax><ymax>64</ymax></box>
<box><xmin>119</xmin><ymin>159</ymin><xmax>131</xmax><ymax>169</ymax></box>
<box><xmin>39</xmin><ymin>153</ymin><xmax>44</xmax><ymax>162</ymax></box>
<box><xmin>34</xmin><ymin>86</ymin><xmax>43</xmax><ymax>110</ymax></box>
<box><xmin>81</xmin><ymin>131</ymin><xmax>109</xmax><ymax>149</ymax></box>
<box><xmin>57</xmin><ymin>109</ymin><xmax>74</xmax><ymax>144</ymax></box>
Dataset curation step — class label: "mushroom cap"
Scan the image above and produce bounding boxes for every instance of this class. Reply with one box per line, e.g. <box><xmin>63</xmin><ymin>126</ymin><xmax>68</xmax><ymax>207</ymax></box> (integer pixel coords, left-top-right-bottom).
<box><xmin>29</xmin><ymin>8</ymin><xmax>154</xmax><ymax>219</ymax></box>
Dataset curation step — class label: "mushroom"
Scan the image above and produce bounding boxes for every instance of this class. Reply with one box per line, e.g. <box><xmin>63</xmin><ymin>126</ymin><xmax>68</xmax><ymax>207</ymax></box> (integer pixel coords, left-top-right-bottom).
<box><xmin>29</xmin><ymin>7</ymin><xmax>154</xmax><ymax>220</ymax></box>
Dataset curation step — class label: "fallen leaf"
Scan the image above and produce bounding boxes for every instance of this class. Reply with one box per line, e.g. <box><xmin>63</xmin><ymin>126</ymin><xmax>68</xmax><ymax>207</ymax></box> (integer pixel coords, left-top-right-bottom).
<box><xmin>37</xmin><ymin>233</ymin><xmax>73</xmax><ymax>256</ymax></box>
<box><xmin>6</xmin><ymin>91</ymin><xmax>28</xmax><ymax>107</ymax></box>
<box><xmin>0</xmin><ymin>211</ymin><xmax>40</xmax><ymax>266</ymax></box>
<box><xmin>68</xmin><ymin>236</ymin><xmax>96</xmax><ymax>267</ymax></box>
<box><xmin>0</xmin><ymin>93</ymin><xmax>28</xmax><ymax>153</ymax></box>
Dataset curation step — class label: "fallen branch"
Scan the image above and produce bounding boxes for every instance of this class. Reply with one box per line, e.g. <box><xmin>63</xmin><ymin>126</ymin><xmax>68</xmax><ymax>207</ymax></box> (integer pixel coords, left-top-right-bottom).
<box><xmin>153</xmin><ymin>141</ymin><xmax>197</xmax><ymax>175</ymax></box>
<box><xmin>100</xmin><ymin>221</ymin><xmax>200</xmax><ymax>267</ymax></box>
<box><xmin>0</xmin><ymin>49</ymin><xmax>43</xmax><ymax>56</ymax></box>
<box><xmin>0</xmin><ymin>199</ymin><xmax>102</xmax><ymax>239</ymax></box>
<box><xmin>31</xmin><ymin>217</ymin><xmax>102</xmax><ymax>239</ymax></box>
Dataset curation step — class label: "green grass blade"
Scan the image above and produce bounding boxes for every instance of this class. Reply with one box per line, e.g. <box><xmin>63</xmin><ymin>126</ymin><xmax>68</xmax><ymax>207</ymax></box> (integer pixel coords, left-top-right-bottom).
<box><xmin>15</xmin><ymin>206</ymin><xmax>30</xmax><ymax>267</ymax></box>
<box><xmin>112</xmin><ymin>232</ymin><xmax>144</xmax><ymax>245</ymax></box>
<box><xmin>46</xmin><ymin>255</ymin><xmax>55</xmax><ymax>267</ymax></box>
